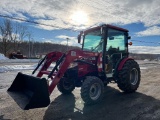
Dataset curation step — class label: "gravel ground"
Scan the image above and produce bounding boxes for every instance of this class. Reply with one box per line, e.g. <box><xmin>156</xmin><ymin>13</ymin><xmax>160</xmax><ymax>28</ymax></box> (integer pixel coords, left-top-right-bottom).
<box><xmin>1</xmin><ymin>61</ymin><xmax>160</xmax><ymax>120</ymax></box>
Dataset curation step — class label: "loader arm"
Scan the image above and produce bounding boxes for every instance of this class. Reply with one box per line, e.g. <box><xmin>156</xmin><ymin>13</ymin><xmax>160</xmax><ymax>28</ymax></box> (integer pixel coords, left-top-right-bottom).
<box><xmin>36</xmin><ymin>51</ymin><xmax>63</xmax><ymax>77</ymax></box>
<box><xmin>48</xmin><ymin>49</ymin><xmax>99</xmax><ymax>94</ymax></box>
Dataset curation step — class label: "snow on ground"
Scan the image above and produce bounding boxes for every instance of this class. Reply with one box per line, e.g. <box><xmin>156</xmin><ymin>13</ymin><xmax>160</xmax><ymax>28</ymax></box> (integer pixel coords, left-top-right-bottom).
<box><xmin>0</xmin><ymin>59</ymin><xmax>56</xmax><ymax>73</ymax></box>
<box><xmin>140</xmin><ymin>67</ymin><xmax>147</xmax><ymax>70</ymax></box>
<box><xmin>0</xmin><ymin>57</ymin><xmax>39</xmax><ymax>73</ymax></box>
<box><xmin>0</xmin><ymin>57</ymin><xmax>159</xmax><ymax>73</ymax></box>
<box><xmin>0</xmin><ymin>59</ymin><xmax>39</xmax><ymax>63</ymax></box>
<box><xmin>0</xmin><ymin>53</ymin><xmax>8</xmax><ymax>60</ymax></box>
<box><xmin>0</xmin><ymin>64</ymin><xmax>35</xmax><ymax>73</ymax></box>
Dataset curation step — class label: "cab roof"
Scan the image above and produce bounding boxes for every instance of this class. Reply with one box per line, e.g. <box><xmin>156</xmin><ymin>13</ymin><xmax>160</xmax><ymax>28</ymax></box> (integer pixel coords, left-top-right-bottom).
<box><xmin>84</xmin><ymin>24</ymin><xmax>129</xmax><ymax>34</ymax></box>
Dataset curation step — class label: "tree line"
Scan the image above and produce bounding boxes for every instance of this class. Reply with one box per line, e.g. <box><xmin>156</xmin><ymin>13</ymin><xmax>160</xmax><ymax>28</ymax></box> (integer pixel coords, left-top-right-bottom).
<box><xmin>129</xmin><ymin>53</ymin><xmax>160</xmax><ymax>60</ymax></box>
<box><xmin>0</xmin><ymin>19</ymin><xmax>80</xmax><ymax>58</ymax></box>
<box><xmin>0</xmin><ymin>41</ymin><xmax>80</xmax><ymax>58</ymax></box>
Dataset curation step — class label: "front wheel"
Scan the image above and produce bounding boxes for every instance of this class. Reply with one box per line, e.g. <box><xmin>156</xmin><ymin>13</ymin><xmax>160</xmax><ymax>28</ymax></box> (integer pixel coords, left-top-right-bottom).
<box><xmin>57</xmin><ymin>78</ymin><xmax>75</xmax><ymax>94</ymax></box>
<box><xmin>116</xmin><ymin>60</ymin><xmax>141</xmax><ymax>93</ymax></box>
<box><xmin>81</xmin><ymin>76</ymin><xmax>104</xmax><ymax>105</ymax></box>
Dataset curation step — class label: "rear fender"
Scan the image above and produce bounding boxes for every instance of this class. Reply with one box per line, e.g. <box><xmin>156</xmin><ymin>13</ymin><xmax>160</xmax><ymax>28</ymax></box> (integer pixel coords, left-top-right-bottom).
<box><xmin>113</xmin><ymin>57</ymin><xmax>133</xmax><ymax>79</ymax></box>
<box><xmin>118</xmin><ymin>57</ymin><xmax>134</xmax><ymax>71</ymax></box>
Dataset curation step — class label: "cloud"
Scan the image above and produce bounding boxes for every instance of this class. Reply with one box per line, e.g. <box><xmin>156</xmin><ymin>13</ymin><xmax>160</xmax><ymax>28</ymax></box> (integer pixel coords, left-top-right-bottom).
<box><xmin>136</xmin><ymin>26</ymin><xmax>160</xmax><ymax>37</ymax></box>
<box><xmin>43</xmin><ymin>40</ymin><xmax>53</xmax><ymax>43</ymax></box>
<box><xmin>55</xmin><ymin>35</ymin><xmax>81</xmax><ymax>47</ymax></box>
<box><xmin>129</xmin><ymin>45</ymin><xmax>160</xmax><ymax>54</ymax></box>
<box><xmin>0</xmin><ymin>0</ymin><xmax>160</xmax><ymax>30</ymax></box>
<box><xmin>56</xmin><ymin>35</ymin><xmax>76</xmax><ymax>40</ymax></box>
<box><xmin>41</xmin><ymin>38</ymin><xmax>59</xmax><ymax>44</ymax></box>
<box><xmin>34</xmin><ymin>19</ymin><xmax>69</xmax><ymax>30</ymax></box>
<box><xmin>40</xmin><ymin>35</ymin><xmax>81</xmax><ymax>47</ymax></box>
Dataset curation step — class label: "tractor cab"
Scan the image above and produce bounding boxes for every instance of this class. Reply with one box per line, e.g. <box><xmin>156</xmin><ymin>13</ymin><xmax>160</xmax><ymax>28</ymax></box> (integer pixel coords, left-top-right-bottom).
<box><xmin>78</xmin><ymin>24</ymin><xmax>131</xmax><ymax>76</ymax></box>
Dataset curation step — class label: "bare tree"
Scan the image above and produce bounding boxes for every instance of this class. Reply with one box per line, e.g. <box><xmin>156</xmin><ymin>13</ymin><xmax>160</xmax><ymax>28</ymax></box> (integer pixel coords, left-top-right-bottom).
<box><xmin>0</xmin><ymin>19</ymin><xmax>30</xmax><ymax>56</ymax></box>
<box><xmin>0</xmin><ymin>19</ymin><xmax>12</xmax><ymax>56</ymax></box>
<box><xmin>9</xmin><ymin>21</ymin><xmax>30</xmax><ymax>51</ymax></box>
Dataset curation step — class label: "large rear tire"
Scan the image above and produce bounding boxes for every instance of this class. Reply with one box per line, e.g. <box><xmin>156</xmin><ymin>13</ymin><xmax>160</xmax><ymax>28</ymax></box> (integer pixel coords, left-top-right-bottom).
<box><xmin>116</xmin><ymin>60</ymin><xmax>141</xmax><ymax>93</ymax></box>
<box><xmin>57</xmin><ymin>78</ymin><xmax>75</xmax><ymax>94</ymax></box>
<box><xmin>81</xmin><ymin>76</ymin><xmax>104</xmax><ymax>105</ymax></box>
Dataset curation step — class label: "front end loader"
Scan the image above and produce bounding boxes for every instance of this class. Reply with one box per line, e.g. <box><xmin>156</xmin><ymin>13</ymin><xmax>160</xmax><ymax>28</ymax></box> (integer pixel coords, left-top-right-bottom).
<box><xmin>8</xmin><ymin>24</ymin><xmax>141</xmax><ymax>110</ymax></box>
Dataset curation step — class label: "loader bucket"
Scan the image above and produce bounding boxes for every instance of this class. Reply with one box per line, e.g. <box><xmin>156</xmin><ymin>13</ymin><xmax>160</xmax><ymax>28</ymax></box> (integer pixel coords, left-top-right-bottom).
<box><xmin>7</xmin><ymin>72</ymin><xmax>50</xmax><ymax>110</ymax></box>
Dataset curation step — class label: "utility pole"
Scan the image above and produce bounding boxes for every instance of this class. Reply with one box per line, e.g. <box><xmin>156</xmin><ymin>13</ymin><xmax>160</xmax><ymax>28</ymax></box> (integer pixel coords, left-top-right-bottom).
<box><xmin>66</xmin><ymin>38</ymin><xmax>69</xmax><ymax>51</ymax></box>
<box><xmin>28</xmin><ymin>34</ymin><xmax>31</xmax><ymax>58</ymax></box>
<box><xmin>31</xmin><ymin>38</ymin><xmax>34</xmax><ymax>57</ymax></box>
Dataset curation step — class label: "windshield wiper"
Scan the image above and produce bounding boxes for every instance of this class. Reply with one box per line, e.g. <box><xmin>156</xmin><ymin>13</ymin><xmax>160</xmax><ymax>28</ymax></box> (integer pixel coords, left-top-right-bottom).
<box><xmin>91</xmin><ymin>40</ymin><xmax>103</xmax><ymax>52</ymax></box>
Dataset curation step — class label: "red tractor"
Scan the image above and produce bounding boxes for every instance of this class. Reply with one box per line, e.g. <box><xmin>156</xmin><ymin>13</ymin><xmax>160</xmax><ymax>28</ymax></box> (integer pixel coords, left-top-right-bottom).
<box><xmin>8</xmin><ymin>24</ymin><xmax>141</xmax><ymax>110</ymax></box>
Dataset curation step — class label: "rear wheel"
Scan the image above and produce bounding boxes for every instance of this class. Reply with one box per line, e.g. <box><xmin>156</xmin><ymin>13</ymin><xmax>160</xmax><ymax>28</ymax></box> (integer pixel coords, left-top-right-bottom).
<box><xmin>57</xmin><ymin>78</ymin><xmax>75</xmax><ymax>94</ymax></box>
<box><xmin>116</xmin><ymin>60</ymin><xmax>141</xmax><ymax>93</ymax></box>
<box><xmin>81</xmin><ymin>76</ymin><xmax>104</xmax><ymax>105</ymax></box>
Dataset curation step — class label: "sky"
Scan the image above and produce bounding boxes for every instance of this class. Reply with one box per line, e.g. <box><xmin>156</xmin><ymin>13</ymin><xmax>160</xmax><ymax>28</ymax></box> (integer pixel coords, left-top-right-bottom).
<box><xmin>0</xmin><ymin>0</ymin><xmax>160</xmax><ymax>54</ymax></box>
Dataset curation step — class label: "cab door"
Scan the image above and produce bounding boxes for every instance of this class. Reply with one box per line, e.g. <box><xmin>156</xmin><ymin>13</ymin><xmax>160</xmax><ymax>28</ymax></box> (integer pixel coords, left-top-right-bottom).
<box><xmin>105</xmin><ymin>28</ymin><xmax>128</xmax><ymax>74</ymax></box>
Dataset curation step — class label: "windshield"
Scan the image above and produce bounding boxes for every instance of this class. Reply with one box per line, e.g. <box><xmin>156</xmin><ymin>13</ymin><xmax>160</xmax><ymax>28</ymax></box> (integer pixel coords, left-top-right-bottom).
<box><xmin>83</xmin><ymin>30</ymin><xmax>102</xmax><ymax>52</ymax></box>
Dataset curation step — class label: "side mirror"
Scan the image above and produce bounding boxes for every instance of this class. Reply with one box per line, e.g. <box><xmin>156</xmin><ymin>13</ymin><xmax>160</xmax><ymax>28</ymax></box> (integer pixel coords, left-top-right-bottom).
<box><xmin>78</xmin><ymin>31</ymin><xmax>83</xmax><ymax>43</ymax></box>
<box><xmin>77</xmin><ymin>35</ymin><xmax>81</xmax><ymax>43</ymax></box>
<box><xmin>128</xmin><ymin>36</ymin><xmax>131</xmax><ymax>40</ymax></box>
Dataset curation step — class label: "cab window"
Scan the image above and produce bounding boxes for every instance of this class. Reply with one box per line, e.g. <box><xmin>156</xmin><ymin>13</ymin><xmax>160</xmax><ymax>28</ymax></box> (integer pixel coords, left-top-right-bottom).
<box><xmin>106</xmin><ymin>29</ymin><xmax>126</xmax><ymax>52</ymax></box>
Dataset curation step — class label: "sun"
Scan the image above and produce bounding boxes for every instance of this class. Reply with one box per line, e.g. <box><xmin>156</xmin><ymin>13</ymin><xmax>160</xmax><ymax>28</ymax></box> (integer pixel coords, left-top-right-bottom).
<box><xmin>71</xmin><ymin>10</ymin><xmax>88</xmax><ymax>25</ymax></box>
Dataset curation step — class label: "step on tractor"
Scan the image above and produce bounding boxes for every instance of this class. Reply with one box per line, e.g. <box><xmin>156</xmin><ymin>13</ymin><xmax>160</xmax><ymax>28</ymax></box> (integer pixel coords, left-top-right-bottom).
<box><xmin>8</xmin><ymin>24</ymin><xmax>141</xmax><ymax>110</ymax></box>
